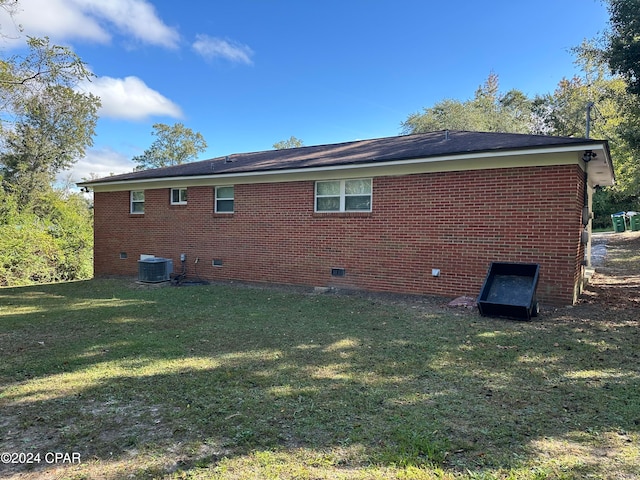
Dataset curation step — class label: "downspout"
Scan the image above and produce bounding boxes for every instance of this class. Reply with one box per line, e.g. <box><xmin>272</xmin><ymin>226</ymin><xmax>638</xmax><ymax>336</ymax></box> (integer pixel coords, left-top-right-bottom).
<box><xmin>580</xmin><ymin>103</ymin><xmax>596</xmax><ymax>301</ymax></box>
<box><xmin>583</xmin><ymin>103</ymin><xmax>595</xmax><ymax>268</ymax></box>
<box><xmin>577</xmin><ymin>151</ymin><xmax>594</xmax><ymax>303</ymax></box>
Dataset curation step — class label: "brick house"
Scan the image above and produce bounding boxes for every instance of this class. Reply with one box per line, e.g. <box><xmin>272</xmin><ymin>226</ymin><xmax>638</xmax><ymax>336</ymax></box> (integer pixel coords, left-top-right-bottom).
<box><xmin>79</xmin><ymin>130</ymin><xmax>614</xmax><ymax>306</ymax></box>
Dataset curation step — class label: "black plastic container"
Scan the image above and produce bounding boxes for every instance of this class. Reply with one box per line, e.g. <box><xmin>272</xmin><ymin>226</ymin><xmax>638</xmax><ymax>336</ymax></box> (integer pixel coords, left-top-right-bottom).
<box><xmin>477</xmin><ymin>262</ymin><xmax>540</xmax><ymax>320</ymax></box>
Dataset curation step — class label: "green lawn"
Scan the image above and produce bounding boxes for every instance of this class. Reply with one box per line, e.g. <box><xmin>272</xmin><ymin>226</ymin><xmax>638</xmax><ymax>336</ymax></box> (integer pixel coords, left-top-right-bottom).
<box><xmin>1</xmin><ymin>275</ymin><xmax>638</xmax><ymax>479</ymax></box>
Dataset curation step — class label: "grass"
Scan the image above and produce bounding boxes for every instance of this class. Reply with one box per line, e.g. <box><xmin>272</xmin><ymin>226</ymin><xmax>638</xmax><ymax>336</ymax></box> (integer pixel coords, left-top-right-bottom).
<box><xmin>0</xmin><ymin>275</ymin><xmax>639</xmax><ymax>479</ymax></box>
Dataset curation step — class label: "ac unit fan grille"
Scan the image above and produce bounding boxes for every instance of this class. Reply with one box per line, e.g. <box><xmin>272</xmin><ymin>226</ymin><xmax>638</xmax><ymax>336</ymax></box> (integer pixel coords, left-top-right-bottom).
<box><xmin>138</xmin><ymin>258</ymin><xmax>172</xmax><ymax>283</ymax></box>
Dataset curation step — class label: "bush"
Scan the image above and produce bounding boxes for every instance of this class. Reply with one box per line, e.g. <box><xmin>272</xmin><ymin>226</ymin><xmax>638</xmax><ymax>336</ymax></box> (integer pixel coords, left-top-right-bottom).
<box><xmin>592</xmin><ymin>187</ymin><xmax>639</xmax><ymax>230</ymax></box>
<box><xmin>0</xmin><ymin>189</ymin><xmax>93</xmax><ymax>286</ymax></box>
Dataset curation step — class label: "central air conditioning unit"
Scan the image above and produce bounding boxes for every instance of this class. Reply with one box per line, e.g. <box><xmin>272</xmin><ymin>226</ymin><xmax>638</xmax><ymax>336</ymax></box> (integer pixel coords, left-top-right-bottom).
<box><xmin>138</xmin><ymin>257</ymin><xmax>173</xmax><ymax>283</ymax></box>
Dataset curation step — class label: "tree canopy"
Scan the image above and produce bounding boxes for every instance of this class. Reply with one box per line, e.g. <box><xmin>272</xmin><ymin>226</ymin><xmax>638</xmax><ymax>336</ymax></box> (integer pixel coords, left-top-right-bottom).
<box><xmin>0</xmin><ymin>30</ymin><xmax>97</xmax><ymax>286</ymax></box>
<box><xmin>401</xmin><ymin>73</ymin><xmax>533</xmax><ymax>134</ymax></box>
<box><xmin>604</xmin><ymin>0</ymin><xmax>640</xmax><ymax>96</ymax></box>
<box><xmin>401</xmin><ymin>46</ymin><xmax>640</xmax><ymax>226</ymax></box>
<box><xmin>0</xmin><ymin>36</ymin><xmax>100</xmax><ymax>205</ymax></box>
<box><xmin>273</xmin><ymin>136</ymin><xmax>304</xmax><ymax>149</ymax></box>
<box><xmin>133</xmin><ymin>122</ymin><xmax>207</xmax><ymax>170</ymax></box>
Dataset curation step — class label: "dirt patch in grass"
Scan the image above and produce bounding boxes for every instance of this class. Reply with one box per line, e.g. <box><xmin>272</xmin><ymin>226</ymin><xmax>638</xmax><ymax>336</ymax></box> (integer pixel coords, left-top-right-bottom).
<box><xmin>579</xmin><ymin>231</ymin><xmax>640</xmax><ymax>314</ymax></box>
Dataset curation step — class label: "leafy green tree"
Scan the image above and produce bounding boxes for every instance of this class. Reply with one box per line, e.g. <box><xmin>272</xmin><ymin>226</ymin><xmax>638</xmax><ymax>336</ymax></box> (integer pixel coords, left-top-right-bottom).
<box><xmin>1</xmin><ymin>37</ymin><xmax>100</xmax><ymax>205</ymax></box>
<box><xmin>604</xmin><ymin>0</ymin><xmax>640</xmax><ymax>96</ymax></box>
<box><xmin>2</xmin><ymin>85</ymin><xmax>99</xmax><ymax>204</ymax></box>
<box><xmin>535</xmin><ymin>41</ymin><xmax>640</xmax><ymax>224</ymax></box>
<box><xmin>0</xmin><ymin>32</ymin><xmax>98</xmax><ymax>285</ymax></box>
<box><xmin>401</xmin><ymin>53</ymin><xmax>639</xmax><ymax>225</ymax></box>
<box><xmin>0</xmin><ymin>185</ymin><xmax>18</xmax><ymax>224</ymax></box>
<box><xmin>133</xmin><ymin>123</ymin><xmax>207</xmax><ymax>170</ymax></box>
<box><xmin>531</xmin><ymin>77</ymin><xmax>586</xmax><ymax>137</ymax></box>
<box><xmin>595</xmin><ymin>2</ymin><xmax>640</xmax><ymax>220</ymax></box>
<box><xmin>401</xmin><ymin>73</ymin><xmax>532</xmax><ymax>134</ymax></box>
<box><xmin>402</xmin><ymin>98</ymin><xmax>479</xmax><ymax>133</ymax></box>
<box><xmin>531</xmin><ymin>42</ymin><xmax>626</xmax><ymax>138</ymax></box>
<box><xmin>0</xmin><ymin>189</ymin><xmax>93</xmax><ymax>286</ymax></box>
<box><xmin>273</xmin><ymin>136</ymin><xmax>304</xmax><ymax>149</ymax></box>
<box><xmin>35</xmin><ymin>190</ymin><xmax>94</xmax><ymax>281</ymax></box>
<box><xmin>0</xmin><ymin>36</ymin><xmax>95</xmax><ymax>115</ymax></box>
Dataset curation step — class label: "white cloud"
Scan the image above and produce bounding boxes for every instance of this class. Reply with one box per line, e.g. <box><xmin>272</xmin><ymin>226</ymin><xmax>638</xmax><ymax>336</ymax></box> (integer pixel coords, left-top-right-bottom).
<box><xmin>192</xmin><ymin>35</ymin><xmax>254</xmax><ymax>65</ymax></box>
<box><xmin>58</xmin><ymin>147</ymin><xmax>135</xmax><ymax>186</ymax></box>
<box><xmin>74</xmin><ymin>0</ymin><xmax>180</xmax><ymax>49</ymax></box>
<box><xmin>79</xmin><ymin>76</ymin><xmax>183</xmax><ymax>121</ymax></box>
<box><xmin>0</xmin><ymin>0</ymin><xmax>109</xmax><ymax>45</ymax></box>
<box><xmin>0</xmin><ymin>0</ymin><xmax>179</xmax><ymax>49</ymax></box>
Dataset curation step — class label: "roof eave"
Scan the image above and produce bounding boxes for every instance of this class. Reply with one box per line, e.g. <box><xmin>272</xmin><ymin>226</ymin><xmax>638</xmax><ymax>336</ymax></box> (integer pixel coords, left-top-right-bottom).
<box><xmin>79</xmin><ymin>141</ymin><xmax>614</xmax><ymax>190</ymax></box>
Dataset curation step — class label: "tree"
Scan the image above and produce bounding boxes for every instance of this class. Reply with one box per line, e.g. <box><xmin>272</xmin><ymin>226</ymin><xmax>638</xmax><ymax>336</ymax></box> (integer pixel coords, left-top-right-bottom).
<box><xmin>534</xmin><ymin>40</ymin><xmax>640</xmax><ymax>224</ymax></box>
<box><xmin>531</xmin><ymin>76</ymin><xmax>594</xmax><ymax>137</ymax></box>
<box><xmin>539</xmin><ymin>72</ymin><xmax>640</xmax><ymax>223</ymax></box>
<box><xmin>2</xmin><ymin>84</ymin><xmax>99</xmax><ymax>204</ymax></box>
<box><xmin>604</xmin><ymin>0</ymin><xmax>640</xmax><ymax>96</ymax></box>
<box><xmin>0</xmin><ymin>189</ymin><xmax>93</xmax><ymax>286</ymax></box>
<box><xmin>531</xmin><ymin>42</ymin><xmax>627</xmax><ymax>138</ymax></box>
<box><xmin>0</xmin><ymin>32</ymin><xmax>99</xmax><ymax>285</ymax></box>
<box><xmin>400</xmin><ymin>55</ymin><xmax>640</xmax><ymax>225</ymax></box>
<box><xmin>0</xmin><ymin>36</ymin><xmax>95</xmax><ymax>114</ymax></box>
<box><xmin>0</xmin><ymin>36</ymin><xmax>100</xmax><ymax>205</ymax></box>
<box><xmin>273</xmin><ymin>136</ymin><xmax>304</xmax><ymax>149</ymax></box>
<box><xmin>401</xmin><ymin>73</ymin><xmax>533</xmax><ymax>134</ymax></box>
<box><xmin>133</xmin><ymin>123</ymin><xmax>207</xmax><ymax>170</ymax></box>
<box><xmin>0</xmin><ymin>0</ymin><xmax>18</xmax><ymax>14</ymax></box>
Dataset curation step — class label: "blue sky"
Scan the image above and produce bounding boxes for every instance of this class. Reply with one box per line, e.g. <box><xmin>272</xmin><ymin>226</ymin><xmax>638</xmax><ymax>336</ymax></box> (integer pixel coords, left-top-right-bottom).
<box><xmin>0</xmin><ymin>0</ymin><xmax>610</xmax><ymax>183</ymax></box>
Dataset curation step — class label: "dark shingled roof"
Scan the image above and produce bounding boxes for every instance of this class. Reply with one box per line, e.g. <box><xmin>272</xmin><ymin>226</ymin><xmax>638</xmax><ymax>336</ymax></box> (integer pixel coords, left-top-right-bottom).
<box><xmin>82</xmin><ymin>130</ymin><xmax>605</xmax><ymax>185</ymax></box>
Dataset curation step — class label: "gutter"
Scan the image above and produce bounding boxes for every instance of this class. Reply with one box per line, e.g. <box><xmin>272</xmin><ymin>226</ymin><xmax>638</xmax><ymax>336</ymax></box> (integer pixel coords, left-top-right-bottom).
<box><xmin>79</xmin><ymin>142</ymin><xmax>612</xmax><ymax>191</ymax></box>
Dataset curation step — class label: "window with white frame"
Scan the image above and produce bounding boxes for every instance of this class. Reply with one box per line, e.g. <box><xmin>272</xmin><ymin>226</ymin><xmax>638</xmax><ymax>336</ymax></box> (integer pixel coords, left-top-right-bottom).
<box><xmin>215</xmin><ymin>186</ymin><xmax>234</xmax><ymax>213</ymax></box>
<box><xmin>315</xmin><ymin>179</ymin><xmax>372</xmax><ymax>212</ymax></box>
<box><xmin>130</xmin><ymin>190</ymin><xmax>145</xmax><ymax>214</ymax></box>
<box><xmin>171</xmin><ymin>188</ymin><xmax>187</xmax><ymax>205</ymax></box>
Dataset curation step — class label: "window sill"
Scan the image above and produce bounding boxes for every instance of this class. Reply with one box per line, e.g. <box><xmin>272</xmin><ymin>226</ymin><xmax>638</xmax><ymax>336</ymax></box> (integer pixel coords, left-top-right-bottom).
<box><xmin>313</xmin><ymin>211</ymin><xmax>372</xmax><ymax>218</ymax></box>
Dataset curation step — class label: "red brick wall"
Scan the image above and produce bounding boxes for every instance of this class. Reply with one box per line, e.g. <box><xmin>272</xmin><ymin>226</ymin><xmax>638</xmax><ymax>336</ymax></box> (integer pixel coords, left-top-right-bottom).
<box><xmin>93</xmin><ymin>164</ymin><xmax>586</xmax><ymax>305</ymax></box>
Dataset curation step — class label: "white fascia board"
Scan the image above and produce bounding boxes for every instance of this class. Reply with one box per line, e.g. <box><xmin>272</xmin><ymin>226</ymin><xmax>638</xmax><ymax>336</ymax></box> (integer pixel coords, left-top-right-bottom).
<box><xmin>85</xmin><ymin>143</ymin><xmax>610</xmax><ymax>192</ymax></box>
